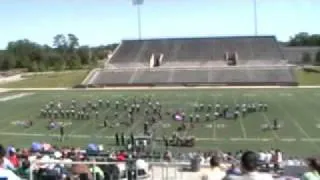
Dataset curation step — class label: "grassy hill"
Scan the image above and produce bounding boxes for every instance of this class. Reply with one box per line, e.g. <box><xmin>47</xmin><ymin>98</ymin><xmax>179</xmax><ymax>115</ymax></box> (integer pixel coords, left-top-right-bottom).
<box><xmin>0</xmin><ymin>70</ymin><xmax>89</xmax><ymax>88</ymax></box>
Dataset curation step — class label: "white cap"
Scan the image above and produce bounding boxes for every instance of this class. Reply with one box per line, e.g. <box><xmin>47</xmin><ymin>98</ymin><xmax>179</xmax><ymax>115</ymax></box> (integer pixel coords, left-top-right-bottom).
<box><xmin>54</xmin><ymin>151</ymin><xmax>62</xmax><ymax>159</ymax></box>
<box><xmin>98</xmin><ymin>145</ymin><xmax>104</xmax><ymax>151</ymax></box>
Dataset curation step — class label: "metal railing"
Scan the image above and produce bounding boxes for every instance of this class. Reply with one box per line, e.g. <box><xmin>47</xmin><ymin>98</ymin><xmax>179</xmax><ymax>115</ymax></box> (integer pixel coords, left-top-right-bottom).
<box><xmin>29</xmin><ymin>160</ymin><xmax>203</xmax><ymax>180</ymax></box>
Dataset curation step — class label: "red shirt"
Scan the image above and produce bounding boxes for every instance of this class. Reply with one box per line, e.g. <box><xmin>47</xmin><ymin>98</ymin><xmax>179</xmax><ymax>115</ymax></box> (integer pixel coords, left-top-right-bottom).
<box><xmin>8</xmin><ymin>155</ymin><xmax>19</xmax><ymax>168</ymax></box>
<box><xmin>117</xmin><ymin>155</ymin><xmax>126</xmax><ymax>161</ymax></box>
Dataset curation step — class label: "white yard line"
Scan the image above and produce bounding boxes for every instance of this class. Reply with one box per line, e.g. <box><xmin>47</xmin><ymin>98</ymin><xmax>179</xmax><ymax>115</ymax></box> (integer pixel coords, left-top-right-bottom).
<box><xmin>93</xmin><ymin>105</ymin><xmax>122</xmax><ymax>137</ymax></box>
<box><xmin>124</xmin><ymin>112</ymin><xmax>143</xmax><ymax>135</ymax></box>
<box><xmin>211</xmin><ymin>92</ymin><xmax>217</xmax><ymax>139</ymax></box>
<box><xmin>276</xmin><ymin>102</ymin><xmax>312</xmax><ymax>138</ymax></box>
<box><xmin>269</xmin><ymin>94</ymin><xmax>320</xmax><ymax>152</ymax></box>
<box><xmin>2</xmin><ymin>131</ymin><xmax>320</xmax><ymax>143</ymax></box>
<box><xmin>0</xmin><ymin>132</ymin><xmax>113</xmax><ymax>139</ymax></box>
<box><xmin>297</xmin><ymin>94</ymin><xmax>320</xmax><ymax>124</ymax></box>
<box><xmin>0</xmin><ymin>92</ymin><xmax>34</xmax><ymax>102</ymax></box>
<box><xmin>261</xmin><ymin>113</ymin><xmax>280</xmax><ymax>140</ymax></box>
<box><xmin>232</xmin><ymin>91</ymin><xmax>247</xmax><ymax>138</ymax></box>
<box><xmin>213</xmin><ymin>120</ymin><xmax>217</xmax><ymax>139</ymax></box>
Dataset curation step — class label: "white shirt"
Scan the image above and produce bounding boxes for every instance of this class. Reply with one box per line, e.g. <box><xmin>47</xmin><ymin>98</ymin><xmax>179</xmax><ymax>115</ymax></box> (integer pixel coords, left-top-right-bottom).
<box><xmin>0</xmin><ymin>168</ymin><xmax>20</xmax><ymax>180</ymax></box>
<box><xmin>286</xmin><ymin>160</ymin><xmax>295</xmax><ymax>166</ymax></box>
<box><xmin>265</xmin><ymin>153</ymin><xmax>272</xmax><ymax>163</ymax></box>
<box><xmin>276</xmin><ymin>152</ymin><xmax>282</xmax><ymax>163</ymax></box>
<box><xmin>201</xmin><ymin>167</ymin><xmax>226</xmax><ymax>180</ymax></box>
<box><xmin>226</xmin><ymin>172</ymin><xmax>274</xmax><ymax>180</ymax></box>
<box><xmin>3</xmin><ymin>157</ymin><xmax>14</xmax><ymax>170</ymax></box>
<box><xmin>259</xmin><ymin>152</ymin><xmax>266</xmax><ymax>162</ymax></box>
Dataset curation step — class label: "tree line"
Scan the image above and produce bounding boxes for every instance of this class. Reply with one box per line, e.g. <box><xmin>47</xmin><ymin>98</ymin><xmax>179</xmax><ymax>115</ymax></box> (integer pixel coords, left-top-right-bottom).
<box><xmin>0</xmin><ymin>32</ymin><xmax>319</xmax><ymax>72</ymax></box>
<box><xmin>288</xmin><ymin>32</ymin><xmax>320</xmax><ymax>46</ymax></box>
<box><xmin>289</xmin><ymin>32</ymin><xmax>320</xmax><ymax>65</ymax></box>
<box><xmin>0</xmin><ymin>34</ymin><xmax>118</xmax><ymax>72</ymax></box>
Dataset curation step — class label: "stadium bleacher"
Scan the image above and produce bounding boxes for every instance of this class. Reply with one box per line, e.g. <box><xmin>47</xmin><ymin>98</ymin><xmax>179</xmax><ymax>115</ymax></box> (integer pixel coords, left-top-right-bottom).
<box><xmin>282</xmin><ymin>46</ymin><xmax>320</xmax><ymax>64</ymax></box>
<box><xmin>110</xmin><ymin>36</ymin><xmax>284</xmax><ymax>65</ymax></box>
<box><xmin>87</xmin><ymin>36</ymin><xmax>298</xmax><ymax>86</ymax></box>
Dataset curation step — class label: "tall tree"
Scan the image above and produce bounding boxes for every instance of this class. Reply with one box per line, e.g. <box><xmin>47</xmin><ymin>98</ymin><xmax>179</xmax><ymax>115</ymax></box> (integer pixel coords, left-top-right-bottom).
<box><xmin>0</xmin><ymin>33</ymin><xmax>117</xmax><ymax>72</ymax></box>
<box><xmin>288</xmin><ymin>32</ymin><xmax>320</xmax><ymax>46</ymax></box>
<box><xmin>0</xmin><ymin>53</ymin><xmax>16</xmax><ymax>70</ymax></box>
<box><xmin>67</xmin><ymin>54</ymin><xmax>81</xmax><ymax>69</ymax></box>
<box><xmin>53</xmin><ymin>34</ymin><xmax>67</xmax><ymax>54</ymax></box>
<box><xmin>78</xmin><ymin>46</ymin><xmax>91</xmax><ymax>65</ymax></box>
<box><xmin>67</xmin><ymin>34</ymin><xmax>79</xmax><ymax>52</ymax></box>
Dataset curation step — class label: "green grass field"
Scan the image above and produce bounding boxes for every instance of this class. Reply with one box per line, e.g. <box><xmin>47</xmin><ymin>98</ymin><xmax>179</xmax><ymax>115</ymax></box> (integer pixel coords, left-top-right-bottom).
<box><xmin>0</xmin><ymin>70</ymin><xmax>89</xmax><ymax>88</ymax></box>
<box><xmin>296</xmin><ymin>67</ymin><xmax>320</xmax><ymax>85</ymax></box>
<box><xmin>1</xmin><ymin>88</ymin><xmax>320</xmax><ymax>156</ymax></box>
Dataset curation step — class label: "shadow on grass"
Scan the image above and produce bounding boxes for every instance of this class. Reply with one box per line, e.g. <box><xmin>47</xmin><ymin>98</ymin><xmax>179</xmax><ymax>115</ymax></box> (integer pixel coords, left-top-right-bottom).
<box><xmin>302</xmin><ymin>67</ymin><xmax>320</xmax><ymax>73</ymax></box>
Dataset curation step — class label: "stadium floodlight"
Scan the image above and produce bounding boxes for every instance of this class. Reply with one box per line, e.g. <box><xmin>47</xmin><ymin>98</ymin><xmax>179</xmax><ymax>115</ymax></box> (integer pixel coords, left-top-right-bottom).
<box><xmin>253</xmin><ymin>0</ymin><xmax>258</xmax><ymax>36</ymax></box>
<box><xmin>132</xmin><ymin>0</ymin><xmax>144</xmax><ymax>40</ymax></box>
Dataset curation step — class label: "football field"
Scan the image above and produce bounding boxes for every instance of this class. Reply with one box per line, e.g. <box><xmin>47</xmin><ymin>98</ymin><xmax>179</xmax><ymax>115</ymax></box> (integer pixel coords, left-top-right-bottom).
<box><xmin>1</xmin><ymin>88</ymin><xmax>320</xmax><ymax>156</ymax></box>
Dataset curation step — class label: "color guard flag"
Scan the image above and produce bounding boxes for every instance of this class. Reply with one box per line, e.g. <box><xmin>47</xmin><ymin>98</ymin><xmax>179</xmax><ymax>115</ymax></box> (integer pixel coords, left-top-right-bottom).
<box><xmin>132</xmin><ymin>0</ymin><xmax>144</xmax><ymax>5</ymax></box>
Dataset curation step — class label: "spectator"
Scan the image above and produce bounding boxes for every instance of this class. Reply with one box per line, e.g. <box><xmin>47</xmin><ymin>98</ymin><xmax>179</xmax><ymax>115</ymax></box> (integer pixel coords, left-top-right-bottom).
<box><xmin>200</xmin><ymin>155</ymin><xmax>226</xmax><ymax>180</ymax></box>
<box><xmin>15</xmin><ymin>159</ymin><xmax>30</xmax><ymax>179</ymax></box>
<box><xmin>7</xmin><ymin>147</ymin><xmax>19</xmax><ymax>168</ymax></box>
<box><xmin>273</xmin><ymin>149</ymin><xmax>283</xmax><ymax>172</ymax></box>
<box><xmin>265</xmin><ymin>151</ymin><xmax>272</xmax><ymax>168</ymax></box>
<box><xmin>89</xmin><ymin>159</ymin><xmax>104</xmax><ymax>180</ymax></box>
<box><xmin>0</xmin><ymin>144</ymin><xmax>20</xmax><ymax>180</ymax></box>
<box><xmin>225</xmin><ymin>151</ymin><xmax>273</xmax><ymax>180</ymax></box>
<box><xmin>258</xmin><ymin>150</ymin><xmax>266</xmax><ymax>164</ymax></box>
<box><xmin>71</xmin><ymin>157</ymin><xmax>93</xmax><ymax>180</ymax></box>
<box><xmin>164</xmin><ymin>151</ymin><xmax>172</xmax><ymax>162</ymax></box>
<box><xmin>226</xmin><ymin>164</ymin><xmax>241</xmax><ymax>176</ymax></box>
<box><xmin>301</xmin><ymin>157</ymin><xmax>320</xmax><ymax>180</ymax></box>
<box><xmin>117</xmin><ymin>150</ymin><xmax>127</xmax><ymax>161</ymax></box>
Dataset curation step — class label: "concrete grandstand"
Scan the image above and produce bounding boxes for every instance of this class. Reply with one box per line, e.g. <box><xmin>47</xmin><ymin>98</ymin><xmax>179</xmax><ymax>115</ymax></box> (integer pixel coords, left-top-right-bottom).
<box><xmin>86</xmin><ymin>36</ymin><xmax>298</xmax><ymax>86</ymax></box>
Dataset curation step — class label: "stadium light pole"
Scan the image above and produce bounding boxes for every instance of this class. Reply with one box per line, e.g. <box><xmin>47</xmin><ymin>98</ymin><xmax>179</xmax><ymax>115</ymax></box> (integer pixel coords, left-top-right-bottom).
<box><xmin>137</xmin><ymin>5</ymin><xmax>142</xmax><ymax>39</ymax></box>
<box><xmin>133</xmin><ymin>0</ymin><xmax>143</xmax><ymax>40</ymax></box>
<box><xmin>253</xmin><ymin>0</ymin><xmax>258</xmax><ymax>36</ymax></box>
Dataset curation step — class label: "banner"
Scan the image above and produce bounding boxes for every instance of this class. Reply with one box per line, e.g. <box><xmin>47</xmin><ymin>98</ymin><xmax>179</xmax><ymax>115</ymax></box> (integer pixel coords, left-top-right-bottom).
<box><xmin>132</xmin><ymin>0</ymin><xmax>144</xmax><ymax>5</ymax></box>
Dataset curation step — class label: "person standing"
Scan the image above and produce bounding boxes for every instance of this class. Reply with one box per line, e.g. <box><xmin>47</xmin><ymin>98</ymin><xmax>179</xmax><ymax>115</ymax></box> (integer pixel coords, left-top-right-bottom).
<box><xmin>0</xmin><ymin>145</ymin><xmax>20</xmax><ymax>180</ymax></box>
<box><xmin>225</xmin><ymin>151</ymin><xmax>273</xmax><ymax>180</ymax></box>
<box><xmin>121</xmin><ymin>133</ymin><xmax>125</xmax><ymax>146</ymax></box>
<box><xmin>115</xmin><ymin>133</ymin><xmax>120</xmax><ymax>146</ymax></box>
<box><xmin>59</xmin><ymin>125</ymin><xmax>64</xmax><ymax>142</ymax></box>
<box><xmin>301</xmin><ymin>157</ymin><xmax>320</xmax><ymax>180</ymax></box>
<box><xmin>200</xmin><ymin>155</ymin><xmax>226</xmax><ymax>180</ymax></box>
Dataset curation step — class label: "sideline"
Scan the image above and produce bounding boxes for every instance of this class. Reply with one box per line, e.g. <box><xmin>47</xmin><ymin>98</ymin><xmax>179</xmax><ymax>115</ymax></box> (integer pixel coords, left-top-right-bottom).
<box><xmin>1</xmin><ymin>132</ymin><xmax>320</xmax><ymax>143</ymax></box>
<box><xmin>1</xmin><ymin>85</ymin><xmax>320</xmax><ymax>91</ymax></box>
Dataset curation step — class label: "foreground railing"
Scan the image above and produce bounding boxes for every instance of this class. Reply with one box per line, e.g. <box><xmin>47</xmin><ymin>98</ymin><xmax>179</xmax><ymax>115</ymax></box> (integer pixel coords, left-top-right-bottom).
<box><xmin>29</xmin><ymin>160</ymin><xmax>208</xmax><ymax>180</ymax></box>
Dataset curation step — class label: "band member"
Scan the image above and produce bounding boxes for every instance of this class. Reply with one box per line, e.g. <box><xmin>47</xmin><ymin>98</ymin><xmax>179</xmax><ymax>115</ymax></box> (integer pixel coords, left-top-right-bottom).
<box><xmin>130</xmin><ymin>133</ymin><xmax>135</xmax><ymax>146</ymax></box>
<box><xmin>105</xmin><ymin>100</ymin><xmax>110</xmax><ymax>108</ymax></box>
<box><xmin>115</xmin><ymin>132</ymin><xmax>120</xmax><ymax>146</ymax></box>
<box><xmin>104</xmin><ymin>120</ymin><xmax>108</xmax><ymax>128</ymax></box>
<box><xmin>205</xmin><ymin>113</ymin><xmax>210</xmax><ymax>121</ymax></box>
<box><xmin>95</xmin><ymin>111</ymin><xmax>99</xmax><ymax>119</ymax></box>
<box><xmin>207</xmin><ymin>104</ymin><xmax>212</xmax><ymax>112</ymax></box>
<box><xmin>273</xmin><ymin>118</ymin><xmax>278</xmax><ymax>130</ymax></box>
<box><xmin>115</xmin><ymin>101</ymin><xmax>120</xmax><ymax>109</ymax></box>
<box><xmin>144</xmin><ymin>122</ymin><xmax>148</xmax><ymax>134</ymax></box>
<box><xmin>195</xmin><ymin>114</ymin><xmax>200</xmax><ymax>122</ymax></box>
<box><xmin>121</xmin><ymin>133</ymin><xmax>125</xmax><ymax>146</ymax></box>
<box><xmin>60</xmin><ymin>125</ymin><xmax>64</xmax><ymax>142</ymax></box>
